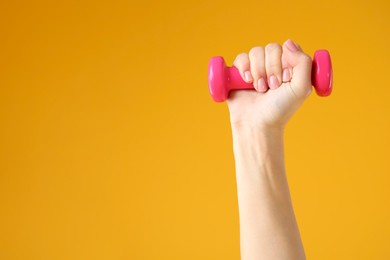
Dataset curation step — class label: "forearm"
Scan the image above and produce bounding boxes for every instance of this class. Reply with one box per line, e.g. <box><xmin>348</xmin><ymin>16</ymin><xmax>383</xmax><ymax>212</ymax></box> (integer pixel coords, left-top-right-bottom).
<box><xmin>232</xmin><ymin>125</ymin><xmax>305</xmax><ymax>260</ymax></box>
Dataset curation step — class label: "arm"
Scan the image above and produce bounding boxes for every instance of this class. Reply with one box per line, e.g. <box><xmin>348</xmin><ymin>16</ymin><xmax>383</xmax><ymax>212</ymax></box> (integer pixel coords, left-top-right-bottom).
<box><xmin>226</xmin><ymin>39</ymin><xmax>312</xmax><ymax>260</ymax></box>
<box><xmin>232</xmin><ymin>126</ymin><xmax>305</xmax><ymax>260</ymax></box>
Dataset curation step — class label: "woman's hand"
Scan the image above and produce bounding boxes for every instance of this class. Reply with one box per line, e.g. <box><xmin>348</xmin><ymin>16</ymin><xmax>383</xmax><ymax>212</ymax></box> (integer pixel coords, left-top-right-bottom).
<box><xmin>227</xmin><ymin>39</ymin><xmax>313</xmax><ymax>130</ymax></box>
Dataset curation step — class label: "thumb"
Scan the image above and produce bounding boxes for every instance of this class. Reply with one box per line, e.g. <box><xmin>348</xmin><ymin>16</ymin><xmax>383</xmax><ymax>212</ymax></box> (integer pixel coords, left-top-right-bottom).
<box><xmin>282</xmin><ymin>39</ymin><xmax>312</xmax><ymax>99</ymax></box>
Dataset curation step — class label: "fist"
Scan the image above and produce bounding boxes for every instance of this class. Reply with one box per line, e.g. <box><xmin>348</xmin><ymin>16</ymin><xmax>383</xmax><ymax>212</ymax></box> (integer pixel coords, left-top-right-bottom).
<box><xmin>227</xmin><ymin>39</ymin><xmax>313</xmax><ymax>129</ymax></box>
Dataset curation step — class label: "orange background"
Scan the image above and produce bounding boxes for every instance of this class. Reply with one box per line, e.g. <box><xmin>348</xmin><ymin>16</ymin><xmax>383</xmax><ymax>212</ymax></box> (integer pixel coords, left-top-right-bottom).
<box><xmin>1</xmin><ymin>0</ymin><xmax>390</xmax><ymax>259</ymax></box>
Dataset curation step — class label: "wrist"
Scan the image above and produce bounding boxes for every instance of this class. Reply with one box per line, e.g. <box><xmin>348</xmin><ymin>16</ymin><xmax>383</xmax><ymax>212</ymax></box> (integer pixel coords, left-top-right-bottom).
<box><xmin>231</xmin><ymin>125</ymin><xmax>286</xmax><ymax>187</ymax></box>
<box><xmin>231</xmin><ymin>123</ymin><xmax>284</xmax><ymax>141</ymax></box>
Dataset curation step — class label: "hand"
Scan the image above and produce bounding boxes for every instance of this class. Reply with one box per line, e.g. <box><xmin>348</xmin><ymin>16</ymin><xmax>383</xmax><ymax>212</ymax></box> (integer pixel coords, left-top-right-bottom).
<box><xmin>227</xmin><ymin>39</ymin><xmax>313</xmax><ymax>130</ymax></box>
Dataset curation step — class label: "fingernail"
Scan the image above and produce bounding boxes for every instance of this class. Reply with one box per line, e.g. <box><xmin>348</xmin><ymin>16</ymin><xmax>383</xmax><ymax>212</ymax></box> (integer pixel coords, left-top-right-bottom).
<box><xmin>286</xmin><ymin>39</ymin><xmax>299</xmax><ymax>52</ymax></box>
<box><xmin>269</xmin><ymin>75</ymin><xmax>279</xmax><ymax>89</ymax></box>
<box><xmin>244</xmin><ymin>71</ymin><xmax>253</xmax><ymax>82</ymax></box>
<box><xmin>282</xmin><ymin>68</ymin><xmax>290</xmax><ymax>82</ymax></box>
<box><xmin>258</xmin><ymin>77</ymin><xmax>267</xmax><ymax>91</ymax></box>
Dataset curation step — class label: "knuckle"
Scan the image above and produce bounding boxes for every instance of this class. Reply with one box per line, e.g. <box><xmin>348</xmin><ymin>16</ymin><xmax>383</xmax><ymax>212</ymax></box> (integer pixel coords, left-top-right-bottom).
<box><xmin>236</xmin><ymin>52</ymin><xmax>248</xmax><ymax>60</ymax></box>
<box><xmin>265</xmin><ymin>43</ymin><xmax>281</xmax><ymax>53</ymax></box>
<box><xmin>234</xmin><ymin>53</ymin><xmax>249</xmax><ymax>67</ymax></box>
<box><xmin>249</xmin><ymin>46</ymin><xmax>264</xmax><ymax>58</ymax></box>
<box><xmin>301</xmin><ymin>53</ymin><xmax>312</xmax><ymax>64</ymax></box>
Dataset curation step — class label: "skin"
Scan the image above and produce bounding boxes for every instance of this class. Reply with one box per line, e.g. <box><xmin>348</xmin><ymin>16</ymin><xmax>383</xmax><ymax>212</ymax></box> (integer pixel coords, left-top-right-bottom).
<box><xmin>227</xmin><ymin>39</ymin><xmax>312</xmax><ymax>260</ymax></box>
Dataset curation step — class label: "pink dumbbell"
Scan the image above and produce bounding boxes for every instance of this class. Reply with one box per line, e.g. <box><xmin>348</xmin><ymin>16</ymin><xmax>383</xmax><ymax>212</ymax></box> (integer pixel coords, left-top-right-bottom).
<box><xmin>208</xmin><ymin>50</ymin><xmax>333</xmax><ymax>102</ymax></box>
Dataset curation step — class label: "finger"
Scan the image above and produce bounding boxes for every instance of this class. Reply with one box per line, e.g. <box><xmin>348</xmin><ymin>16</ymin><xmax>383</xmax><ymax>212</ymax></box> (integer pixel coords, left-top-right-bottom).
<box><xmin>281</xmin><ymin>51</ymin><xmax>292</xmax><ymax>83</ymax></box>
<box><xmin>265</xmin><ymin>43</ymin><xmax>283</xmax><ymax>89</ymax></box>
<box><xmin>248</xmin><ymin>46</ymin><xmax>268</xmax><ymax>92</ymax></box>
<box><xmin>233</xmin><ymin>53</ymin><xmax>253</xmax><ymax>83</ymax></box>
<box><xmin>282</xmin><ymin>39</ymin><xmax>312</xmax><ymax>98</ymax></box>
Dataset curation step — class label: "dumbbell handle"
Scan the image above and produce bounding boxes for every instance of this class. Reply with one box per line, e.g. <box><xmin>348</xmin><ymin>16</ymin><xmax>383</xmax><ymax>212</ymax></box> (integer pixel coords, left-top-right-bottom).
<box><xmin>208</xmin><ymin>50</ymin><xmax>332</xmax><ymax>102</ymax></box>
